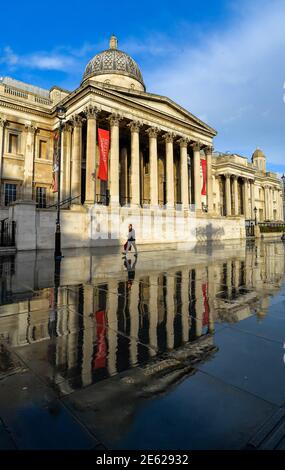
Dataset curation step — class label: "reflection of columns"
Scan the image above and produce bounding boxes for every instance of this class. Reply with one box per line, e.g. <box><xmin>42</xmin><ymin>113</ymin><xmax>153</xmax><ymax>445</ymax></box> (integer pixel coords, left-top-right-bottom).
<box><xmin>166</xmin><ymin>275</ymin><xmax>174</xmax><ymax>349</ymax></box>
<box><xmin>225</xmin><ymin>174</ymin><xmax>232</xmax><ymax>216</ymax></box>
<box><xmin>226</xmin><ymin>260</ymin><xmax>232</xmax><ymax>299</ymax></box>
<box><xmin>195</xmin><ymin>268</ymin><xmax>204</xmax><ymax>337</ymax></box>
<box><xmin>85</xmin><ymin>105</ymin><xmax>99</xmax><ymax>204</ymax></box>
<box><xmin>233</xmin><ymin>259</ymin><xmax>240</xmax><ymax>289</ymax></box>
<box><xmin>24</xmin><ymin>123</ymin><xmax>37</xmax><ymax>200</ymax></box>
<box><xmin>146</xmin><ymin>127</ymin><xmax>159</xmax><ymax>206</ymax></box>
<box><xmin>82</xmin><ymin>285</ymin><xmax>94</xmax><ymax>386</ymax></box>
<box><xmin>233</xmin><ymin>176</ymin><xmax>239</xmax><ymax>215</ymax></box>
<box><xmin>163</xmin><ymin>132</ymin><xmax>175</xmax><ymax>208</ymax></box>
<box><xmin>149</xmin><ymin>275</ymin><xmax>158</xmax><ymax>356</ymax></box>
<box><xmin>250</xmin><ymin>180</ymin><xmax>255</xmax><ymax>220</ymax></box>
<box><xmin>207</xmin><ymin>265</ymin><xmax>215</xmax><ymax>334</ymax></box>
<box><xmin>193</xmin><ymin>142</ymin><xmax>202</xmax><ymax>211</ymax></box>
<box><xmin>129</xmin><ymin>281</ymin><xmax>140</xmax><ymax>365</ymax></box>
<box><xmin>0</xmin><ymin>118</ymin><xmax>6</xmax><ymax>184</ymax></box>
<box><xmin>243</xmin><ymin>178</ymin><xmax>249</xmax><ymax>218</ymax></box>
<box><xmin>109</xmin><ymin>114</ymin><xmax>121</xmax><ymax>206</ymax></box>
<box><xmin>71</xmin><ymin>115</ymin><xmax>82</xmax><ymax>204</ymax></box>
<box><xmin>205</xmin><ymin>146</ymin><xmax>213</xmax><ymax>213</ymax></box>
<box><xmin>129</xmin><ymin>121</ymin><xmax>141</xmax><ymax>206</ymax></box>
<box><xmin>178</xmin><ymin>138</ymin><xmax>189</xmax><ymax>209</ymax></box>
<box><xmin>107</xmin><ymin>280</ymin><xmax>118</xmax><ymax>376</ymax></box>
<box><xmin>181</xmin><ymin>269</ymin><xmax>190</xmax><ymax>343</ymax></box>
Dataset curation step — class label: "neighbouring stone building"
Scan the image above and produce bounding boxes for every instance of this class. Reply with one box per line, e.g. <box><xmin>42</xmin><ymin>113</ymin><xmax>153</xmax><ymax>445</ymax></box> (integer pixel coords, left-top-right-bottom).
<box><xmin>0</xmin><ymin>36</ymin><xmax>283</xmax><ymax>249</ymax></box>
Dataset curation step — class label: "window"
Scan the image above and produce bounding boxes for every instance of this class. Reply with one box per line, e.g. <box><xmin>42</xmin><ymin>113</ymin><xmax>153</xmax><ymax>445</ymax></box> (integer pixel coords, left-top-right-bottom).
<box><xmin>39</xmin><ymin>140</ymin><xmax>48</xmax><ymax>159</ymax></box>
<box><xmin>36</xmin><ymin>187</ymin><xmax>47</xmax><ymax>208</ymax></box>
<box><xmin>8</xmin><ymin>133</ymin><xmax>19</xmax><ymax>154</ymax></box>
<box><xmin>4</xmin><ymin>184</ymin><xmax>17</xmax><ymax>206</ymax></box>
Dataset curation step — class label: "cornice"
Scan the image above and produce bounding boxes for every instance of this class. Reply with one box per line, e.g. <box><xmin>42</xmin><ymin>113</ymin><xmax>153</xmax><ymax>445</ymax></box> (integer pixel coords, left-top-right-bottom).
<box><xmin>0</xmin><ymin>99</ymin><xmax>51</xmax><ymax>119</ymax></box>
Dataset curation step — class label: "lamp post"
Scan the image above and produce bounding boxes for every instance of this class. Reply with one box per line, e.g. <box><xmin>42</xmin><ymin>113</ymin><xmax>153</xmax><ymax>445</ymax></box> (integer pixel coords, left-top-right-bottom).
<box><xmin>254</xmin><ymin>206</ymin><xmax>257</xmax><ymax>226</ymax></box>
<box><xmin>54</xmin><ymin>105</ymin><xmax>66</xmax><ymax>260</ymax></box>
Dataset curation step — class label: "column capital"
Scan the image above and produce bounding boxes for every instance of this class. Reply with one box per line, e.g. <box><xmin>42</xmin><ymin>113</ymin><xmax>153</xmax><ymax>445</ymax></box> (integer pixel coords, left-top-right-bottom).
<box><xmin>84</xmin><ymin>104</ymin><xmax>101</xmax><ymax>119</ymax></box>
<box><xmin>108</xmin><ymin>113</ymin><xmax>122</xmax><ymax>126</ymax></box>
<box><xmin>71</xmin><ymin>114</ymin><xmax>83</xmax><ymax>128</ymax></box>
<box><xmin>204</xmin><ymin>145</ymin><xmax>213</xmax><ymax>156</ymax></box>
<box><xmin>63</xmin><ymin>122</ymin><xmax>73</xmax><ymax>133</ymax></box>
<box><xmin>177</xmin><ymin>137</ymin><xmax>189</xmax><ymax>148</ymax></box>
<box><xmin>192</xmin><ymin>141</ymin><xmax>201</xmax><ymax>151</ymax></box>
<box><xmin>146</xmin><ymin>126</ymin><xmax>159</xmax><ymax>138</ymax></box>
<box><xmin>162</xmin><ymin>132</ymin><xmax>175</xmax><ymax>143</ymax></box>
<box><xmin>232</xmin><ymin>174</ymin><xmax>239</xmax><ymax>181</ymax></box>
<box><xmin>224</xmin><ymin>173</ymin><xmax>232</xmax><ymax>179</ymax></box>
<box><xmin>127</xmin><ymin>120</ymin><xmax>142</xmax><ymax>133</ymax></box>
<box><xmin>0</xmin><ymin>117</ymin><xmax>7</xmax><ymax>128</ymax></box>
<box><xmin>24</xmin><ymin>123</ymin><xmax>38</xmax><ymax>134</ymax></box>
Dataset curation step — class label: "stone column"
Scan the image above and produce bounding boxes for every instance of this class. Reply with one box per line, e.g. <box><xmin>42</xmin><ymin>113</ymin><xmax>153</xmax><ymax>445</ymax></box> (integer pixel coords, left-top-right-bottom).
<box><xmin>128</xmin><ymin>121</ymin><xmax>141</xmax><ymax>207</ymax></box>
<box><xmin>178</xmin><ymin>138</ymin><xmax>189</xmax><ymax>209</ymax></box>
<box><xmin>243</xmin><ymin>178</ymin><xmax>249</xmax><ymax>218</ymax></box>
<box><xmin>233</xmin><ymin>176</ymin><xmax>239</xmax><ymax>215</ymax></box>
<box><xmin>264</xmin><ymin>186</ymin><xmax>268</xmax><ymax>220</ymax></box>
<box><xmin>109</xmin><ymin>113</ymin><xmax>121</xmax><ymax>206</ymax></box>
<box><xmin>205</xmin><ymin>146</ymin><xmax>213</xmax><ymax>213</ymax></box>
<box><xmin>163</xmin><ymin>132</ymin><xmax>175</xmax><ymax>208</ymax></box>
<box><xmin>146</xmin><ymin>127</ymin><xmax>159</xmax><ymax>207</ymax></box>
<box><xmin>71</xmin><ymin>115</ymin><xmax>82</xmax><ymax>205</ymax></box>
<box><xmin>225</xmin><ymin>174</ymin><xmax>232</xmax><ymax>216</ymax></box>
<box><xmin>62</xmin><ymin>124</ymin><xmax>72</xmax><ymax>202</ymax></box>
<box><xmin>193</xmin><ymin>141</ymin><xmax>202</xmax><ymax>211</ymax></box>
<box><xmin>85</xmin><ymin>105</ymin><xmax>99</xmax><ymax>205</ymax></box>
<box><xmin>250</xmin><ymin>180</ymin><xmax>255</xmax><ymax>220</ymax></box>
<box><xmin>24</xmin><ymin>123</ymin><xmax>37</xmax><ymax>200</ymax></box>
<box><xmin>0</xmin><ymin>117</ymin><xmax>6</xmax><ymax>185</ymax></box>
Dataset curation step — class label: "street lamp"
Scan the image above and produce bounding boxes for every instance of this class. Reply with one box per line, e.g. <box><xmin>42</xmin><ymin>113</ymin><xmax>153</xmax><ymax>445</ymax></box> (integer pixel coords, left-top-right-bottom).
<box><xmin>54</xmin><ymin>104</ymin><xmax>66</xmax><ymax>260</ymax></box>
<box><xmin>254</xmin><ymin>206</ymin><xmax>258</xmax><ymax>225</ymax></box>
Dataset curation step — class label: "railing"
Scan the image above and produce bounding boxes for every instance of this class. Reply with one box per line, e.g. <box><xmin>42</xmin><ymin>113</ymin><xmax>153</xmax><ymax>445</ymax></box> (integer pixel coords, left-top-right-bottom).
<box><xmin>46</xmin><ymin>195</ymin><xmax>81</xmax><ymax>209</ymax></box>
<box><xmin>258</xmin><ymin>222</ymin><xmax>285</xmax><ymax>233</ymax></box>
<box><xmin>0</xmin><ymin>219</ymin><xmax>16</xmax><ymax>247</ymax></box>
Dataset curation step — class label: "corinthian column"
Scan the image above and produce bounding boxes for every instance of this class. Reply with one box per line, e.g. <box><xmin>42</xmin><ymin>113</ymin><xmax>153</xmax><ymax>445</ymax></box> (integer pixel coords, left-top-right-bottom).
<box><xmin>193</xmin><ymin>141</ymin><xmax>202</xmax><ymax>212</ymax></box>
<box><xmin>62</xmin><ymin>124</ymin><xmax>72</xmax><ymax>201</ymax></box>
<box><xmin>85</xmin><ymin>105</ymin><xmax>99</xmax><ymax>205</ymax></box>
<box><xmin>24</xmin><ymin>123</ymin><xmax>37</xmax><ymax>200</ymax></box>
<box><xmin>146</xmin><ymin>127</ymin><xmax>159</xmax><ymax>207</ymax></box>
<box><xmin>163</xmin><ymin>132</ymin><xmax>175</xmax><ymax>208</ymax></box>
<box><xmin>243</xmin><ymin>178</ymin><xmax>249</xmax><ymax>218</ymax></box>
<box><xmin>109</xmin><ymin>113</ymin><xmax>121</xmax><ymax>206</ymax></box>
<box><xmin>205</xmin><ymin>146</ymin><xmax>213</xmax><ymax>213</ymax></box>
<box><xmin>71</xmin><ymin>115</ymin><xmax>82</xmax><ymax>204</ymax></box>
<box><xmin>0</xmin><ymin>118</ymin><xmax>6</xmax><ymax>183</ymax></box>
<box><xmin>225</xmin><ymin>174</ymin><xmax>232</xmax><ymax>216</ymax></box>
<box><xmin>250</xmin><ymin>179</ymin><xmax>255</xmax><ymax>220</ymax></box>
<box><xmin>177</xmin><ymin>138</ymin><xmax>189</xmax><ymax>209</ymax></box>
<box><xmin>128</xmin><ymin>121</ymin><xmax>141</xmax><ymax>207</ymax></box>
<box><xmin>233</xmin><ymin>176</ymin><xmax>239</xmax><ymax>215</ymax></box>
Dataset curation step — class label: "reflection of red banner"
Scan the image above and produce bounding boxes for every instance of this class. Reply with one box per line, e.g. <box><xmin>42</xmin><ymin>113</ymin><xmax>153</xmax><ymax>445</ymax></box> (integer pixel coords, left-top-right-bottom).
<box><xmin>201</xmin><ymin>159</ymin><xmax>207</xmax><ymax>196</ymax></box>
<box><xmin>93</xmin><ymin>310</ymin><xmax>107</xmax><ymax>370</ymax></box>
<box><xmin>202</xmin><ymin>283</ymin><xmax>209</xmax><ymax>327</ymax></box>
<box><xmin>97</xmin><ymin>129</ymin><xmax>110</xmax><ymax>181</ymax></box>
<box><xmin>52</xmin><ymin>131</ymin><xmax>59</xmax><ymax>193</ymax></box>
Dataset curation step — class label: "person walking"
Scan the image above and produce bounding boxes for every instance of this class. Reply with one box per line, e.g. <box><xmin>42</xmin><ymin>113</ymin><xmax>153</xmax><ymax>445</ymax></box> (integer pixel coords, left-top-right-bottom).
<box><xmin>122</xmin><ymin>224</ymin><xmax>138</xmax><ymax>256</ymax></box>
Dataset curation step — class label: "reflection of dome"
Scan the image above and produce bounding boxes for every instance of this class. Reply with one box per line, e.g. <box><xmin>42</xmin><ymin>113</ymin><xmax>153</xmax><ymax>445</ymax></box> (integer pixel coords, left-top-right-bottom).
<box><xmin>82</xmin><ymin>35</ymin><xmax>145</xmax><ymax>91</ymax></box>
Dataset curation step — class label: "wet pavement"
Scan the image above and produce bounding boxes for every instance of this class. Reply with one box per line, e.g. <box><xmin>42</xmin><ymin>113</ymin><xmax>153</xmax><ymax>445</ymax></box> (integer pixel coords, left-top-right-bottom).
<box><xmin>0</xmin><ymin>238</ymin><xmax>285</xmax><ymax>449</ymax></box>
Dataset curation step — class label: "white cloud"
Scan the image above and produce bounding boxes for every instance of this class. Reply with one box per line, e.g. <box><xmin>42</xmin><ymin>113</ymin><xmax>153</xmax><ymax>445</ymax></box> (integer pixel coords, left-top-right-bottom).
<box><xmin>143</xmin><ymin>0</ymin><xmax>285</xmax><ymax>170</ymax></box>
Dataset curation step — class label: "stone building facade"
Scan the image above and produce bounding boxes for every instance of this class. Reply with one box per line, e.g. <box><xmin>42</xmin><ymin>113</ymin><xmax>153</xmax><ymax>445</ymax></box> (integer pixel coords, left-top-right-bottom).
<box><xmin>0</xmin><ymin>36</ymin><xmax>283</xmax><ymax>248</ymax></box>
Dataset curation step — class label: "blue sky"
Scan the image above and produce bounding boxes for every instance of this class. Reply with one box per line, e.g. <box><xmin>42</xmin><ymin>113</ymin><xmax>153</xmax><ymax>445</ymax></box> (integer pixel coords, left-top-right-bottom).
<box><xmin>1</xmin><ymin>0</ymin><xmax>285</xmax><ymax>173</ymax></box>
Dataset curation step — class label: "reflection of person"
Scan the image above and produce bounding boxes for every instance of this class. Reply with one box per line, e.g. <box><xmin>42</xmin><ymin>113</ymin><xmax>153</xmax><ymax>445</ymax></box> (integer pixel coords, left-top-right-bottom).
<box><xmin>122</xmin><ymin>224</ymin><xmax>138</xmax><ymax>256</ymax></box>
<box><xmin>124</xmin><ymin>256</ymin><xmax>137</xmax><ymax>289</ymax></box>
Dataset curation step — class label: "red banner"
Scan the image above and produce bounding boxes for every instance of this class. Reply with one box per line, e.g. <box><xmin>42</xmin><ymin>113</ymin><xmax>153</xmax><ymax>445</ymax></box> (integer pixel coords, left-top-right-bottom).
<box><xmin>52</xmin><ymin>131</ymin><xmax>59</xmax><ymax>192</ymax></box>
<box><xmin>201</xmin><ymin>159</ymin><xmax>207</xmax><ymax>196</ymax></box>
<box><xmin>97</xmin><ymin>128</ymin><xmax>110</xmax><ymax>181</ymax></box>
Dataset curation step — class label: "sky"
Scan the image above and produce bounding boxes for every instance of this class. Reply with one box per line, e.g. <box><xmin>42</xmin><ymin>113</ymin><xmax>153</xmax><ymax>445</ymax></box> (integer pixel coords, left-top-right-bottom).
<box><xmin>1</xmin><ymin>0</ymin><xmax>285</xmax><ymax>173</ymax></box>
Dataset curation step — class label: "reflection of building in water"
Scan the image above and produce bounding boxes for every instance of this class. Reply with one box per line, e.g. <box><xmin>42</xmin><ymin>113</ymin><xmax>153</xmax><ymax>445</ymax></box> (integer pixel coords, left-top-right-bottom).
<box><xmin>0</xmin><ymin>241</ymin><xmax>285</xmax><ymax>390</ymax></box>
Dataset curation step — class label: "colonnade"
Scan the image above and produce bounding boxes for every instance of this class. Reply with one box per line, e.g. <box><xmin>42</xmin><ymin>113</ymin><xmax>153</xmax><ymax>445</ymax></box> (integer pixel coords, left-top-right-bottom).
<box><xmin>61</xmin><ymin>107</ymin><xmax>214</xmax><ymax>212</ymax></box>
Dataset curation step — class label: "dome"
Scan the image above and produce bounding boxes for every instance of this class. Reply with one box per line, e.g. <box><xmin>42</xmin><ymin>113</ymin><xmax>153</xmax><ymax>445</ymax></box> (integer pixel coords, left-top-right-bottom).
<box><xmin>82</xmin><ymin>35</ymin><xmax>145</xmax><ymax>91</ymax></box>
<box><xmin>252</xmin><ymin>148</ymin><xmax>265</xmax><ymax>159</ymax></box>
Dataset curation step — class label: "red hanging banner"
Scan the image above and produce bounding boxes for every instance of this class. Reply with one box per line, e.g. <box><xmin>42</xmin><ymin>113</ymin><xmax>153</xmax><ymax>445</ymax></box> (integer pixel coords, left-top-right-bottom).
<box><xmin>93</xmin><ymin>310</ymin><xmax>107</xmax><ymax>370</ymax></box>
<box><xmin>52</xmin><ymin>131</ymin><xmax>59</xmax><ymax>192</ymax></box>
<box><xmin>97</xmin><ymin>128</ymin><xmax>110</xmax><ymax>181</ymax></box>
<box><xmin>201</xmin><ymin>159</ymin><xmax>207</xmax><ymax>196</ymax></box>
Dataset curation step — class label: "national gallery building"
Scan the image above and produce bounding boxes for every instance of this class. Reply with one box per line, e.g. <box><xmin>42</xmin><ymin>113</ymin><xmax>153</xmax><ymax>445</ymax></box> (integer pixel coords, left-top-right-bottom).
<box><xmin>0</xmin><ymin>36</ymin><xmax>283</xmax><ymax>249</ymax></box>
